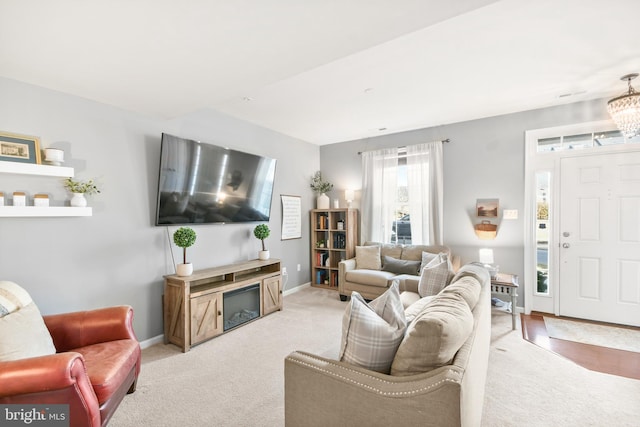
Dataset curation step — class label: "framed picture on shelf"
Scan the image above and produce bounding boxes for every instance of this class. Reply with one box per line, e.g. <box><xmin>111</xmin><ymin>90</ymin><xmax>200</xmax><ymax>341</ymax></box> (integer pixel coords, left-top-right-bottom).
<box><xmin>0</xmin><ymin>131</ymin><xmax>41</xmax><ymax>164</ymax></box>
<box><xmin>476</xmin><ymin>198</ymin><xmax>499</xmax><ymax>217</ymax></box>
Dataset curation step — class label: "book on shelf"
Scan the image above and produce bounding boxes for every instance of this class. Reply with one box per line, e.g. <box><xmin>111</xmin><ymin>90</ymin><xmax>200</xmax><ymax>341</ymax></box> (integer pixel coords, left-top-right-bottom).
<box><xmin>321</xmin><ymin>252</ymin><xmax>329</xmax><ymax>267</ymax></box>
<box><xmin>317</xmin><ymin>214</ymin><xmax>329</xmax><ymax>230</ymax></box>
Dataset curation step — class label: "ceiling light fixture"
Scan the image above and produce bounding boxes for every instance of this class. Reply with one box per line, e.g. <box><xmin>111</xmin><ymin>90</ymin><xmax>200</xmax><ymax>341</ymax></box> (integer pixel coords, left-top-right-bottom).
<box><xmin>607</xmin><ymin>73</ymin><xmax>640</xmax><ymax>138</ymax></box>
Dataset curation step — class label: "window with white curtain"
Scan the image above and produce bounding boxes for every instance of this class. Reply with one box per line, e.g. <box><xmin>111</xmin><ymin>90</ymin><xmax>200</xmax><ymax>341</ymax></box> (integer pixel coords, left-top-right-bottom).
<box><xmin>360</xmin><ymin>141</ymin><xmax>443</xmax><ymax>245</ymax></box>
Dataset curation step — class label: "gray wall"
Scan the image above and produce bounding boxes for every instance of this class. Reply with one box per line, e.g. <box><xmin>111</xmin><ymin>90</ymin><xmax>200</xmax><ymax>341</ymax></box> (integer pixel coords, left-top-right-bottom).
<box><xmin>320</xmin><ymin>98</ymin><xmax>611</xmax><ymax>307</ymax></box>
<box><xmin>0</xmin><ymin>77</ymin><xmax>318</xmax><ymax>341</ymax></box>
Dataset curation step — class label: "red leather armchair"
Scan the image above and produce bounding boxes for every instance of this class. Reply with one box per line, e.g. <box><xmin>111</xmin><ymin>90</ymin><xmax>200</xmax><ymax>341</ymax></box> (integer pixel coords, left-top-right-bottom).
<box><xmin>0</xmin><ymin>305</ymin><xmax>141</xmax><ymax>427</ymax></box>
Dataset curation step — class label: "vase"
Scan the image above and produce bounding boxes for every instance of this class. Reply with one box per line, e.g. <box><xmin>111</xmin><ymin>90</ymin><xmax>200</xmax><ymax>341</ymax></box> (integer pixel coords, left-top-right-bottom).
<box><xmin>259</xmin><ymin>250</ymin><xmax>270</xmax><ymax>260</ymax></box>
<box><xmin>70</xmin><ymin>193</ymin><xmax>87</xmax><ymax>207</ymax></box>
<box><xmin>176</xmin><ymin>263</ymin><xmax>193</xmax><ymax>276</ymax></box>
<box><xmin>317</xmin><ymin>193</ymin><xmax>330</xmax><ymax>209</ymax></box>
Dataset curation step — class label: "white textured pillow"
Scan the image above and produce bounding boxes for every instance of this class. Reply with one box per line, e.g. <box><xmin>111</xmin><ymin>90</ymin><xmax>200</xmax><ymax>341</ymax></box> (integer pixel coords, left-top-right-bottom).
<box><xmin>340</xmin><ymin>282</ymin><xmax>407</xmax><ymax>373</ymax></box>
<box><xmin>355</xmin><ymin>245</ymin><xmax>382</xmax><ymax>270</ymax></box>
<box><xmin>419</xmin><ymin>251</ymin><xmax>439</xmax><ymax>273</ymax></box>
<box><xmin>0</xmin><ymin>281</ymin><xmax>56</xmax><ymax>362</ymax></box>
<box><xmin>418</xmin><ymin>259</ymin><xmax>453</xmax><ymax>297</ymax></box>
<box><xmin>0</xmin><ymin>280</ymin><xmax>33</xmax><ymax>316</ymax></box>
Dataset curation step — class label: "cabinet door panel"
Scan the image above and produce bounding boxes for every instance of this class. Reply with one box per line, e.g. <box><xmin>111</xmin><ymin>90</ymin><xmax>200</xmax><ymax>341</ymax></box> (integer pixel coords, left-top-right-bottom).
<box><xmin>190</xmin><ymin>292</ymin><xmax>223</xmax><ymax>344</ymax></box>
<box><xmin>263</xmin><ymin>276</ymin><xmax>282</xmax><ymax>315</ymax></box>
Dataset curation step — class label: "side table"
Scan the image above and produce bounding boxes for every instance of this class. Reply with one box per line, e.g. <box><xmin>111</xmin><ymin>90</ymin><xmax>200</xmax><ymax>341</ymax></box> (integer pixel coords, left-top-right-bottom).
<box><xmin>490</xmin><ymin>273</ymin><xmax>518</xmax><ymax>330</ymax></box>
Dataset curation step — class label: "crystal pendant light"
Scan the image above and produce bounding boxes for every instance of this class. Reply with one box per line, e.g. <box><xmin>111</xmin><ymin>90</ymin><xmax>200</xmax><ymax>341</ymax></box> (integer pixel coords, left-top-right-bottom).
<box><xmin>607</xmin><ymin>73</ymin><xmax>640</xmax><ymax>138</ymax></box>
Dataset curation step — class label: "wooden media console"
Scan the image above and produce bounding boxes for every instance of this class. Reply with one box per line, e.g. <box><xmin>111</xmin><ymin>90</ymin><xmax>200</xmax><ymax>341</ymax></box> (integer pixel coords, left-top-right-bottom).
<box><xmin>163</xmin><ymin>258</ymin><xmax>283</xmax><ymax>352</ymax></box>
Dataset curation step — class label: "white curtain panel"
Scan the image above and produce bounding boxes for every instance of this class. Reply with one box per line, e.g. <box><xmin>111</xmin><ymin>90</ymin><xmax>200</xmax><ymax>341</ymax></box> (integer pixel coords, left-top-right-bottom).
<box><xmin>406</xmin><ymin>141</ymin><xmax>443</xmax><ymax>245</ymax></box>
<box><xmin>361</xmin><ymin>148</ymin><xmax>398</xmax><ymax>243</ymax></box>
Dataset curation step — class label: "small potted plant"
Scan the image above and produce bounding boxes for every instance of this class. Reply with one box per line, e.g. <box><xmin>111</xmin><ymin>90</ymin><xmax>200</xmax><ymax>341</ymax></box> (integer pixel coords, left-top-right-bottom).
<box><xmin>63</xmin><ymin>177</ymin><xmax>100</xmax><ymax>207</ymax></box>
<box><xmin>173</xmin><ymin>226</ymin><xmax>197</xmax><ymax>276</ymax></box>
<box><xmin>253</xmin><ymin>224</ymin><xmax>271</xmax><ymax>260</ymax></box>
<box><xmin>310</xmin><ymin>171</ymin><xmax>333</xmax><ymax>209</ymax></box>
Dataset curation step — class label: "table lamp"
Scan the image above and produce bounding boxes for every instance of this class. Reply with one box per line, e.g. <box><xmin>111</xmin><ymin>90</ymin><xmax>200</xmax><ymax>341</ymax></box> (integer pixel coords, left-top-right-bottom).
<box><xmin>479</xmin><ymin>248</ymin><xmax>499</xmax><ymax>278</ymax></box>
<box><xmin>345</xmin><ymin>190</ymin><xmax>355</xmax><ymax>208</ymax></box>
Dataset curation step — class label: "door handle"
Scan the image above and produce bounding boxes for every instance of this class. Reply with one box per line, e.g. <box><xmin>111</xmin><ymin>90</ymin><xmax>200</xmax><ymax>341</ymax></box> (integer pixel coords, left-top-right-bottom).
<box><xmin>562</xmin><ymin>243</ymin><xmax>570</xmax><ymax>248</ymax></box>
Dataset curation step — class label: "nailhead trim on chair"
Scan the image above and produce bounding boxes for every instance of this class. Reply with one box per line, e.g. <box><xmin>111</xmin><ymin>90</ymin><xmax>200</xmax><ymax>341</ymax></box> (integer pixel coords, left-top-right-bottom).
<box><xmin>288</xmin><ymin>354</ymin><xmax>462</xmax><ymax>396</ymax></box>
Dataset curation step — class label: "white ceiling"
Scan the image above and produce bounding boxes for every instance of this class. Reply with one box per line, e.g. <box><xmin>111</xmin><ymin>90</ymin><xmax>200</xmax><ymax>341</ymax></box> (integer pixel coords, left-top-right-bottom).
<box><xmin>1</xmin><ymin>0</ymin><xmax>639</xmax><ymax>145</ymax></box>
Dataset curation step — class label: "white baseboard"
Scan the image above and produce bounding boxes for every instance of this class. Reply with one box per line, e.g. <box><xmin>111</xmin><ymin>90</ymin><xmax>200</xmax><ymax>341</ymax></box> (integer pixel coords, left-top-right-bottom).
<box><xmin>139</xmin><ymin>334</ymin><xmax>164</xmax><ymax>350</ymax></box>
<box><xmin>284</xmin><ymin>282</ymin><xmax>310</xmax><ymax>296</ymax></box>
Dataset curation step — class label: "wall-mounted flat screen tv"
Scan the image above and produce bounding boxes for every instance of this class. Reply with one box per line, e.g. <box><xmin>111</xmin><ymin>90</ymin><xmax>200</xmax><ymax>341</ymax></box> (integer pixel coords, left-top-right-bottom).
<box><xmin>155</xmin><ymin>133</ymin><xmax>277</xmax><ymax>225</ymax></box>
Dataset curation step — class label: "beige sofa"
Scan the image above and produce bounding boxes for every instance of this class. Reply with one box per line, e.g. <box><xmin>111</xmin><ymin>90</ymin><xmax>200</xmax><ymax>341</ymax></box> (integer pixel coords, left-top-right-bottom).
<box><xmin>338</xmin><ymin>242</ymin><xmax>461</xmax><ymax>301</ymax></box>
<box><xmin>285</xmin><ymin>264</ymin><xmax>491</xmax><ymax>427</ymax></box>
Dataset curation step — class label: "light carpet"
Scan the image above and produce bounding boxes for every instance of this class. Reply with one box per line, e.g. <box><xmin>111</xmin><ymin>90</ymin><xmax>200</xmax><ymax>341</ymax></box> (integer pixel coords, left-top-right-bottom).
<box><xmin>543</xmin><ymin>317</ymin><xmax>640</xmax><ymax>353</ymax></box>
<box><xmin>110</xmin><ymin>287</ymin><xmax>640</xmax><ymax>427</ymax></box>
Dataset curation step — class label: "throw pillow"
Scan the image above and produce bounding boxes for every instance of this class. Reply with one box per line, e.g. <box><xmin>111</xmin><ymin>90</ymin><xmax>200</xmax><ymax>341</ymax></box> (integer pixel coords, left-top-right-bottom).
<box><xmin>340</xmin><ymin>282</ymin><xmax>407</xmax><ymax>373</ymax></box>
<box><xmin>417</xmin><ymin>259</ymin><xmax>453</xmax><ymax>297</ymax></box>
<box><xmin>381</xmin><ymin>256</ymin><xmax>421</xmax><ymax>275</ymax></box>
<box><xmin>0</xmin><ymin>280</ymin><xmax>33</xmax><ymax>316</ymax></box>
<box><xmin>419</xmin><ymin>251</ymin><xmax>440</xmax><ymax>273</ymax></box>
<box><xmin>390</xmin><ymin>293</ymin><xmax>473</xmax><ymax>376</ymax></box>
<box><xmin>440</xmin><ymin>276</ymin><xmax>482</xmax><ymax>310</ymax></box>
<box><xmin>0</xmin><ymin>281</ymin><xmax>57</xmax><ymax>362</ymax></box>
<box><xmin>450</xmin><ymin>263</ymin><xmax>490</xmax><ymax>285</ymax></box>
<box><xmin>355</xmin><ymin>245</ymin><xmax>382</xmax><ymax>270</ymax></box>
<box><xmin>403</xmin><ymin>295</ymin><xmax>436</xmax><ymax>323</ymax></box>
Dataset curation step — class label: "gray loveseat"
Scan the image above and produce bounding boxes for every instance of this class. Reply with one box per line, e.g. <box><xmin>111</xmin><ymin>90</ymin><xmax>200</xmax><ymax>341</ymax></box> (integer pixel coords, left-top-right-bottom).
<box><xmin>285</xmin><ymin>264</ymin><xmax>491</xmax><ymax>427</ymax></box>
<box><xmin>338</xmin><ymin>242</ymin><xmax>461</xmax><ymax>301</ymax></box>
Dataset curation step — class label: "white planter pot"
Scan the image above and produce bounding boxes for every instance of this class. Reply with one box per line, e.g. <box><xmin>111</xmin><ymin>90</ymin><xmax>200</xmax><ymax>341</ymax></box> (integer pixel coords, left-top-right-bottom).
<box><xmin>316</xmin><ymin>193</ymin><xmax>330</xmax><ymax>209</ymax></box>
<box><xmin>258</xmin><ymin>250</ymin><xmax>270</xmax><ymax>260</ymax></box>
<box><xmin>70</xmin><ymin>193</ymin><xmax>87</xmax><ymax>207</ymax></box>
<box><xmin>176</xmin><ymin>263</ymin><xmax>193</xmax><ymax>276</ymax></box>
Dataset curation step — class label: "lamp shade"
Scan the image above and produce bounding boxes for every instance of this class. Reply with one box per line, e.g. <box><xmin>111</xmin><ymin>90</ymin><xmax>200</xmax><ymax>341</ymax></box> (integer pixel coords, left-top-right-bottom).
<box><xmin>478</xmin><ymin>248</ymin><xmax>494</xmax><ymax>265</ymax></box>
<box><xmin>345</xmin><ymin>189</ymin><xmax>355</xmax><ymax>202</ymax></box>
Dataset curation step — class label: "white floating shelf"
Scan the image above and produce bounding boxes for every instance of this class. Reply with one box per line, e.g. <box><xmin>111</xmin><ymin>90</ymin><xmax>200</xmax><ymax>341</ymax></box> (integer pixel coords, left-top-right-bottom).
<box><xmin>0</xmin><ymin>161</ymin><xmax>74</xmax><ymax>177</ymax></box>
<box><xmin>0</xmin><ymin>206</ymin><xmax>92</xmax><ymax>217</ymax></box>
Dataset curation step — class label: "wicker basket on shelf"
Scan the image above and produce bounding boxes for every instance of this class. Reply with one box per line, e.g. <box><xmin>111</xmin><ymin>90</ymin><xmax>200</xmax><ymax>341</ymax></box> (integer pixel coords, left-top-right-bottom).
<box><xmin>474</xmin><ymin>220</ymin><xmax>497</xmax><ymax>239</ymax></box>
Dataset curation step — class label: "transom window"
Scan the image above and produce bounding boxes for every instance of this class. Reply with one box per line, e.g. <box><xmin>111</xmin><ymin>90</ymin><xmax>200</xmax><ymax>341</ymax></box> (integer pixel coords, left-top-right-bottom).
<box><xmin>537</xmin><ymin>130</ymin><xmax>640</xmax><ymax>152</ymax></box>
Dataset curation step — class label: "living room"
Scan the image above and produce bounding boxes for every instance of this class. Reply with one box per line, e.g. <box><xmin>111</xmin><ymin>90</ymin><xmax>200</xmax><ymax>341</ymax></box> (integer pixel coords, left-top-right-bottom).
<box><xmin>1</xmin><ymin>1</ymin><xmax>640</xmax><ymax>426</ymax></box>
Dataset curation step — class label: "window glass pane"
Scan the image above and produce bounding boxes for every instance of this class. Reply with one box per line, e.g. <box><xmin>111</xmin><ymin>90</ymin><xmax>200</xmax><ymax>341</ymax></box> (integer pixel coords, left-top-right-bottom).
<box><xmin>626</xmin><ymin>134</ymin><xmax>640</xmax><ymax>145</ymax></box>
<box><xmin>563</xmin><ymin>133</ymin><xmax>593</xmax><ymax>150</ymax></box>
<box><xmin>593</xmin><ymin>130</ymin><xmax>624</xmax><ymax>146</ymax></box>
<box><xmin>537</xmin><ymin>137</ymin><xmax>561</xmax><ymax>152</ymax></box>
<box><xmin>391</xmin><ymin>160</ymin><xmax>411</xmax><ymax>244</ymax></box>
<box><xmin>536</xmin><ymin>172</ymin><xmax>550</xmax><ymax>295</ymax></box>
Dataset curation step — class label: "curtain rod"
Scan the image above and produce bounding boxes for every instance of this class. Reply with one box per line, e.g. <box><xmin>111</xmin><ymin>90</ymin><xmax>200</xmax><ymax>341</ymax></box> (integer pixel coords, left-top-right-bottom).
<box><xmin>357</xmin><ymin>138</ymin><xmax>450</xmax><ymax>155</ymax></box>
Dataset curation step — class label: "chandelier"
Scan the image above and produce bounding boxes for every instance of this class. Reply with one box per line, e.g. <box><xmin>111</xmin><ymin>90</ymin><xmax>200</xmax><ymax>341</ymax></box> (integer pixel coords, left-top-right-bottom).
<box><xmin>607</xmin><ymin>73</ymin><xmax>640</xmax><ymax>138</ymax></box>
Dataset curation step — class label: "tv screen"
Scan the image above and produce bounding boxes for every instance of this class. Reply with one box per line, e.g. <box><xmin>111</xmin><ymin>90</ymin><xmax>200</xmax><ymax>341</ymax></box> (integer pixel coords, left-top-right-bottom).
<box><xmin>155</xmin><ymin>133</ymin><xmax>277</xmax><ymax>225</ymax></box>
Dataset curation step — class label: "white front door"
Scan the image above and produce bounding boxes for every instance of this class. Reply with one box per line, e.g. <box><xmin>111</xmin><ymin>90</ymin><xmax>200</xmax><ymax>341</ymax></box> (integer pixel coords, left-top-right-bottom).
<box><xmin>559</xmin><ymin>152</ymin><xmax>640</xmax><ymax>326</ymax></box>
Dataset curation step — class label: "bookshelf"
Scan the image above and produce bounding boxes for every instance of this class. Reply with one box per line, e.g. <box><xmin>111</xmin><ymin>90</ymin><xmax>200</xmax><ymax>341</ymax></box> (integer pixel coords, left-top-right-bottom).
<box><xmin>310</xmin><ymin>208</ymin><xmax>358</xmax><ymax>290</ymax></box>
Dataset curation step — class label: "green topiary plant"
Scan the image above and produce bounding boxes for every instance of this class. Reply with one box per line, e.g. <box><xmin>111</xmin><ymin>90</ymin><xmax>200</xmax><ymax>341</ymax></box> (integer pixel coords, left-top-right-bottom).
<box><xmin>253</xmin><ymin>224</ymin><xmax>270</xmax><ymax>251</ymax></box>
<box><xmin>173</xmin><ymin>227</ymin><xmax>197</xmax><ymax>264</ymax></box>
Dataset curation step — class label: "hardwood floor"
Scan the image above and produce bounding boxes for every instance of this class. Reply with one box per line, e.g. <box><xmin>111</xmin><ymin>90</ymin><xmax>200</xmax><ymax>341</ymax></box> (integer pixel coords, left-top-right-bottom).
<box><xmin>520</xmin><ymin>312</ymin><xmax>640</xmax><ymax>380</ymax></box>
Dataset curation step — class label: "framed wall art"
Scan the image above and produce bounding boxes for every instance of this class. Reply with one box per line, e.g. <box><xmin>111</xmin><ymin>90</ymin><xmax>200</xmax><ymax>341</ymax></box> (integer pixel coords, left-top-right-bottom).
<box><xmin>476</xmin><ymin>198</ymin><xmax>499</xmax><ymax>217</ymax></box>
<box><xmin>0</xmin><ymin>131</ymin><xmax>41</xmax><ymax>164</ymax></box>
<box><xmin>281</xmin><ymin>194</ymin><xmax>302</xmax><ymax>240</ymax></box>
